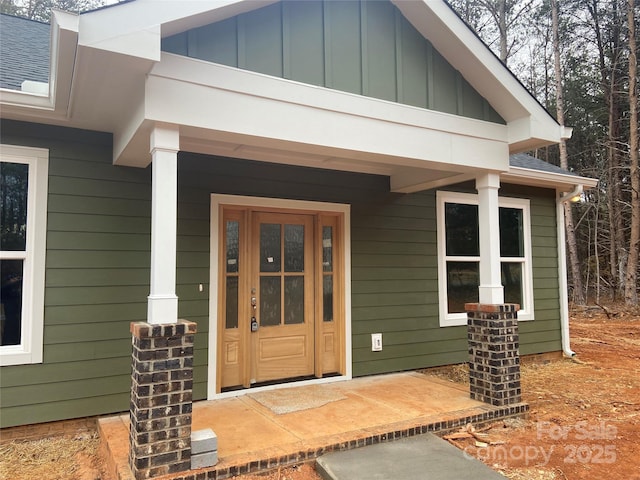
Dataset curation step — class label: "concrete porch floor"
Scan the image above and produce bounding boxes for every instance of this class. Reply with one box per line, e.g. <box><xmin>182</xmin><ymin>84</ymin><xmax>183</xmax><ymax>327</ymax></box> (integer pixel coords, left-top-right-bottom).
<box><xmin>98</xmin><ymin>372</ymin><xmax>528</xmax><ymax>480</ymax></box>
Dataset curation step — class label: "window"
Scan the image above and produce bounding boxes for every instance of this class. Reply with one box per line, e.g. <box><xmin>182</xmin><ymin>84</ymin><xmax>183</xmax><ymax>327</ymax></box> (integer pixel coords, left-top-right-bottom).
<box><xmin>1</xmin><ymin>145</ymin><xmax>48</xmax><ymax>366</ymax></box>
<box><xmin>437</xmin><ymin>191</ymin><xmax>534</xmax><ymax>326</ymax></box>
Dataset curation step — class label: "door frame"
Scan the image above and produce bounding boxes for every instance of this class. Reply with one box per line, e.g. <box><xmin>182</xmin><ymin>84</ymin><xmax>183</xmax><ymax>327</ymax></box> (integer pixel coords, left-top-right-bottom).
<box><xmin>207</xmin><ymin>194</ymin><xmax>352</xmax><ymax>399</ymax></box>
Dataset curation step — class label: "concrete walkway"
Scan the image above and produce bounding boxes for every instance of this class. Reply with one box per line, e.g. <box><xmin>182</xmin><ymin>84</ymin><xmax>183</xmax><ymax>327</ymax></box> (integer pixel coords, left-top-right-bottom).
<box><xmin>99</xmin><ymin>372</ymin><xmax>527</xmax><ymax>479</ymax></box>
<box><xmin>317</xmin><ymin>433</ymin><xmax>506</xmax><ymax>479</ymax></box>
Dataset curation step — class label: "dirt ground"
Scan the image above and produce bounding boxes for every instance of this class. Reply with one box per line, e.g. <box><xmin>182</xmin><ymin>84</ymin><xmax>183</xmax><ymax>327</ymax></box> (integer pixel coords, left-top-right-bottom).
<box><xmin>1</xmin><ymin>304</ymin><xmax>638</xmax><ymax>480</ymax></box>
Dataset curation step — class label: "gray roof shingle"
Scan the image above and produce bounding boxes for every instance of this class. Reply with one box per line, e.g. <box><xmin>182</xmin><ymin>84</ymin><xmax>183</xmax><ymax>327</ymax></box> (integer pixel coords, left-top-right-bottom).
<box><xmin>509</xmin><ymin>152</ymin><xmax>578</xmax><ymax>177</ymax></box>
<box><xmin>0</xmin><ymin>14</ymin><xmax>50</xmax><ymax>91</ymax></box>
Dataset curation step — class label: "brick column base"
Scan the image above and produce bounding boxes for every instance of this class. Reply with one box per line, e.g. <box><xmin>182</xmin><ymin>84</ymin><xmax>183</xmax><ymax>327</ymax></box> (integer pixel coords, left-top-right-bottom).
<box><xmin>129</xmin><ymin>320</ymin><xmax>196</xmax><ymax>480</ymax></box>
<box><xmin>466</xmin><ymin>303</ymin><xmax>521</xmax><ymax>406</ymax></box>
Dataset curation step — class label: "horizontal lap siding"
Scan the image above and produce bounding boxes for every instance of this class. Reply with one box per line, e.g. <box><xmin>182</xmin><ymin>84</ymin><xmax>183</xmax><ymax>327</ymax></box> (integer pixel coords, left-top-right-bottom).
<box><xmin>351</xmin><ymin>193</ymin><xmax>467</xmax><ymax>376</ymax></box>
<box><xmin>500</xmin><ymin>184</ymin><xmax>562</xmax><ymax>354</ymax></box>
<box><xmin>0</xmin><ymin>120</ymin><xmax>150</xmax><ymax>427</ymax></box>
<box><xmin>0</xmin><ymin>127</ymin><xmax>563</xmax><ymax>427</ymax></box>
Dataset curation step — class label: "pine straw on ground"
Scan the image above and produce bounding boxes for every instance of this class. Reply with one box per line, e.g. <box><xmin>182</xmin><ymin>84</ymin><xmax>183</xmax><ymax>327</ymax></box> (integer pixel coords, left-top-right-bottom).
<box><xmin>0</xmin><ymin>434</ymin><xmax>101</xmax><ymax>480</ymax></box>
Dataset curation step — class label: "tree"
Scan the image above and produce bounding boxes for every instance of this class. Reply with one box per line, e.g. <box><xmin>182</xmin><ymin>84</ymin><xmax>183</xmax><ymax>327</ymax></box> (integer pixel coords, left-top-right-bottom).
<box><xmin>624</xmin><ymin>0</ymin><xmax>639</xmax><ymax>304</ymax></box>
<box><xmin>552</xmin><ymin>0</ymin><xmax>588</xmax><ymax>305</ymax></box>
<box><xmin>448</xmin><ymin>0</ymin><xmax>538</xmax><ymax>64</ymax></box>
<box><xmin>0</xmin><ymin>0</ymin><xmax>107</xmax><ymax>22</ymax></box>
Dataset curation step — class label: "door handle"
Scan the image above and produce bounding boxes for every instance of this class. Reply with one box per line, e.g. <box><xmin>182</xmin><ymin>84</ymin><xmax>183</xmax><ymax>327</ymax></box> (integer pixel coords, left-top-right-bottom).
<box><xmin>251</xmin><ymin>296</ymin><xmax>258</xmax><ymax>331</ymax></box>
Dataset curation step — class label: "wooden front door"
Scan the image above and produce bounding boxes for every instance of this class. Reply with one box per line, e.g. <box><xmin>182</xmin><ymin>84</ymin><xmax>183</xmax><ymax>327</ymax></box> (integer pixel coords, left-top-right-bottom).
<box><xmin>218</xmin><ymin>206</ymin><xmax>343</xmax><ymax>391</ymax></box>
<box><xmin>251</xmin><ymin>212</ymin><xmax>315</xmax><ymax>383</ymax></box>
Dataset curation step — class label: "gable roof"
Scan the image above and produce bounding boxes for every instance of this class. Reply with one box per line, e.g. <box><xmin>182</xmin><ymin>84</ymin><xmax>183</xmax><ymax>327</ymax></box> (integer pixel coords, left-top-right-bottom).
<box><xmin>0</xmin><ymin>14</ymin><xmax>50</xmax><ymax>90</ymax></box>
<box><xmin>0</xmin><ymin>0</ymin><xmax>596</xmax><ymax>193</ymax></box>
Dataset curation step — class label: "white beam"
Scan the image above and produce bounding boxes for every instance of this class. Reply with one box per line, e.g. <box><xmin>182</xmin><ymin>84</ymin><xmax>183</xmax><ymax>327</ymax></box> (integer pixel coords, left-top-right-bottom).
<box><xmin>147</xmin><ymin>123</ymin><xmax>180</xmax><ymax>324</ymax></box>
<box><xmin>476</xmin><ymin>173</ymin><xmax>504</xmax><ymax>304</ymax></box>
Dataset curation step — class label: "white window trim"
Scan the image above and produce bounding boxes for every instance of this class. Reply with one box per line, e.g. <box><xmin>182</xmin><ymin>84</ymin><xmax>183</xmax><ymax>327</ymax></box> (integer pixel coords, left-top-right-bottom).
<box><xmin>437</xmin><ymin>191</ymin><xmax>534</xmax><ymax>327</ymax></box>
<box><xmin>0</xmin><ymin>145</ymin><xmax>48</xmax><ymax>366</ymax></box>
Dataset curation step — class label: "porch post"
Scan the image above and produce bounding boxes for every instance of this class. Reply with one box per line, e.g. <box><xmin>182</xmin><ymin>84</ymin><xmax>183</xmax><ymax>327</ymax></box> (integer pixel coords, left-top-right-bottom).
<box><xmin>147</xmin><ymin>124</ymin><xmax>179</xmax><ymax>325</ymax></box>
<box><xmin>467</xmin><ymin>173</ymin><xmax>522</xmax><ymax>408</ymax></box>
<box><xmin>475</xmin><ymin>173</ymin><xmax>504</xmax><ymax>304</ymax></box>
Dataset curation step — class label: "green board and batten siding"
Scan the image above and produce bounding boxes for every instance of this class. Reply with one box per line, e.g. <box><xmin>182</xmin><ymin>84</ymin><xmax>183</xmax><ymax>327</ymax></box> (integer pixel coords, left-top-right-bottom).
<box><xmin>161</xmin><ymin>0</ymin><xmax>505</xmax><ymax>124</ymax></box>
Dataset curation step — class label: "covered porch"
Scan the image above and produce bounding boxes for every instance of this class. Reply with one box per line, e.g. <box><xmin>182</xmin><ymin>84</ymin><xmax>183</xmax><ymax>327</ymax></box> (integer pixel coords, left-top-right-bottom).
<box><xmin>99</xmin><ymin>371</ymin><xmax>528</xmax><ymax>480</ymax></box>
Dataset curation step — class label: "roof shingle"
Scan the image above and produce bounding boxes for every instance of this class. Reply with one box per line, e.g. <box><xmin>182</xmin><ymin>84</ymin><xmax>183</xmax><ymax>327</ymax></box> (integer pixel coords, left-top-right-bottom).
<box><xmin>0</xmin><ymin>14</ymin><xmax>50</xmax><ymax>91</ymax></box>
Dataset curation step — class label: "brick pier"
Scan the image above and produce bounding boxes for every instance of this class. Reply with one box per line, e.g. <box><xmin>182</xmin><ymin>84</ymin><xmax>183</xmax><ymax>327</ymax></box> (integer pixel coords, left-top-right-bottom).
<box><xmin>466</xmin><ymin>303</ymin><xmax>522</xmax><ymax>406</ymax></box>
<box><xmin>129</xmin><ymin>320</ymin><xmax>196</xmax><ymax>479</ymax></box>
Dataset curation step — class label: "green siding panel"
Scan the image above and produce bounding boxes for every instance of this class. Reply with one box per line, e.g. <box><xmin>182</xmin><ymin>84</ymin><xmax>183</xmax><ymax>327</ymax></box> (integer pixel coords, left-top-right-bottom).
<box><xmin>239</xmin><ymin>3</ymin><xmax>283</xmax><ymax>77</ymax></box>
<box><xmin>325</xmin><ymin>0</ymin><xmax>362</xmax><ymax>94</ymax></box>
<box><xmin>189</xmin><ymin>18</ymin><xmax>238</xmax><ymax>66</ymax></box>
<box><xmin>362</xmin><ymin>0</ymin><xmax>397</xmax><ymax>101</ymax></box>
<box><xmin>162</xmin><ymin>0</ymin><xmax>505</xmax><ymax>124</ymax></box>
<box><xmin>284</xmin><ymin>0</ymin><xmax>325</xmax><ymax>86</ymax></box>
<box><xmin>398</xmin><ymin>14</ymin><xmax>428</xmax><ymax>108</ymax></box>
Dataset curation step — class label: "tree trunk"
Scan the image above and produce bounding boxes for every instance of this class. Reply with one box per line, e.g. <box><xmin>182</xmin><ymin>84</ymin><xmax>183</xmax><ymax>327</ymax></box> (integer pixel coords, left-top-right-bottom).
<box><xmin>625</xmin><ymin>0</ymin><xmax>639</xmax><ymax>305</ymax></box>
<box><xmin>552</xmin><ymin>0</ymin><xmax>587</xmax><ymax>304</ymax></box>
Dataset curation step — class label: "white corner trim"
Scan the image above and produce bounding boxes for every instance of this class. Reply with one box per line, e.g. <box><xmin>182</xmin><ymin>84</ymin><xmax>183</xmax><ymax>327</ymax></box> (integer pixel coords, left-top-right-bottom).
<box><xmin>0</xmin><ymin>145</ymin><xmax>49</xmax><ymax>366</ymax></box>
<box><xmin>207</xmin><ymin>194</ymin><xmax>352</xmax><ymax>400</ymax></box>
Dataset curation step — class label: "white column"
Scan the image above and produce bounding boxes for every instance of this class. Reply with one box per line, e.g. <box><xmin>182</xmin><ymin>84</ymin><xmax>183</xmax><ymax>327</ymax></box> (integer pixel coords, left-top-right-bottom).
<box><xmin>147</xmin><ymin>124</ymin><xmax>180</xmax><ymax>324</ymax></box>
<box><xmin>476</xmin><ymin>173</ymin><xmax>504</xmax><ymax>304</ymax></box>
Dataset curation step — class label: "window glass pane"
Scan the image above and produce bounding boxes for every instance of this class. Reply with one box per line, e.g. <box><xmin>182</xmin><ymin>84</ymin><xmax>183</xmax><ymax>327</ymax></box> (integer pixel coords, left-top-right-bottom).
<box><xmin>284</xmin><ymin>276</ymin><xmax>304</xmax><ymax>324</ymax></box>
<box><xmin>502</xmin><ymin>262</ymin><xmax>523</xmax><ymax>306</ymax></box>
<box><xmin>226</xmin><ymin>220</ymin><xmax>239</xmax><ymax>273</ymax></box>
<box><xmin>1</xmin><ymin>259</ymin><xmax>23</xmax><ymax>346</ymax></box>
<box><xmin>225</xmin><ymin>276</ymin><xmax>239</xmax><ymax>329</ymax></box>
<box><xmin>284</xmin><ymin>224</ymin><xmax>304</xmax><ymax>272</ymax></box>
<box><xmin>322</xmin><ymin>226</ymin><xmax>333</xmax><ymax>272</ymax></box>
<box><xmin>260</xmin><ymin>276</ymin><xmax>281</xmax><ymax>326</ymax></box>
<box><xmin>445</xmin><ymin>203</ymin><xmax>479</xmax><ymax>256</ymax></box>
<box><xmin>260</xmin><ymin>223</ymin><xmax>281</xmax><ymax>273</ymax></box>
<box><xmin>0</xmin><ymin>162</ymin><xmax>29</xmax><ymax>251</ymax></box>
<box><xmin>323</xmin><ymin>274</ymin><xmax>333</xmax><ymax>322</ymax></box>
<box><xmin>499</xmin><ymin>207</ymin><xmax>524</xmax><ymax>257</ymax></box>
<box><xmin>446</xmin><ymin>261</ymin><xmax>479</xmax><ymax>313</ymax></box>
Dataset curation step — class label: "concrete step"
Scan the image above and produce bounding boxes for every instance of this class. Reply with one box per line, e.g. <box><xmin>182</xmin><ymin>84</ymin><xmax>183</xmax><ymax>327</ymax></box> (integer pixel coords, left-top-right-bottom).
<box><xmin>316</xmin><ymin>433</ymin><xmax>505</xmax><ymax>480</ymax></box>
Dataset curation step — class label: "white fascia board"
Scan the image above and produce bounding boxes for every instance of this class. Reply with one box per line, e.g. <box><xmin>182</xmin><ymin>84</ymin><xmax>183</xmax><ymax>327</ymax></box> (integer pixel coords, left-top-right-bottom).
<box><xmin>503</xmin><ymin>166</ymin><xmax>599</xmax><ymax>189</ymax></box>
<box><xmin>136</xmin><ymin>53</ymin><xmax>509</xmax><ymax>171</ymax></box>
<box><xmin>76</xmin><ymin>0</ymin><xmax>273</xmax><ymax>60</ymax></box>
<box><xmin>507</xmin><ymin>116</ymin><xmax>568</xmax><ymax>151</ymax></box>
<box><xmin>394</xmin><ymin>0</ymin><xmax>561</xmax><ymax>143</ymax></box>
<box><xmin>50</xmin><ymin>10</ymin><xmax>79</xmax><ymax>117</ymax></box>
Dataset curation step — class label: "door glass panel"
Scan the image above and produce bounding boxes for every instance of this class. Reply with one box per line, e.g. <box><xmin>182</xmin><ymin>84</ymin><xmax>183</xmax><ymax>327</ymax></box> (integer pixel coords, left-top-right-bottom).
<box><xmin>1</xmin><ymin>162</ymin><xmax>29</xmax><ymax>251</ymax></box>
<box><xmin>284</xmin><ymin>224</ymin><xmax>304</xmax><ymax>272</ymax></box>
<box><xmin>225</xmin><ymin>276</ymin><xmax>239</xmax><ymax>329</ymax></box>
<box><xmin>284</xmin><ymin>276</ymin><xmax>304</xmax><ymax>324</ymax></box>
<box><xmin>260</xmin><ymin>223</ymin><xmax>281</xmax><ymax>272</ymax></box>
<box><xmin>446</xmin><ymin>261</ymin><xmax>479</xmax><ymax>313</ymax></box>
<box><xmin>502</xmin><ymin>262</ymin><xmax>523</xmax><ymax>305</ymax></box>
<box><xmin>226</xmin><ymin>220</ymin><xmax>239</xmax><ymax>273</ymax></box>
<box><xmin>322</xmin><ymin>226</ymin><xmax>333</xmax><ymax>272</ymax></box>
<box><xmin>323</xmin><ymin>274</ymin><xmax>333</xmax><ymax>322</ymax></box>
<box><xmin>1</xmin><ymin>259</ymin><xmax>23</xmax><ymax>346</ymax></box>
<box><xmin>260</xmin><ymin>276</ymin><xmax>281</xmax><ymax>326</ymax></box>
